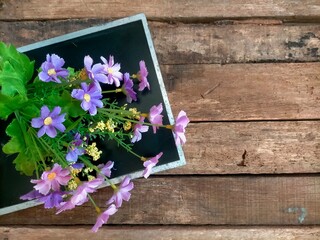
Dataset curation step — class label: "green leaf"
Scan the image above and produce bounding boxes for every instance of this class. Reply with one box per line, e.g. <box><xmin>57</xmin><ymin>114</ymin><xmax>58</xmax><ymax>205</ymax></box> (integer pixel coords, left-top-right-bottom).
<box><xmin>60</xmin><ymin>90</ymin><xmax>84</xmax><ymax>118</ymax></box>
<box><xmin>0</xmin><ymin>93</ymin><xmax>28</xmax><ymax>119</ymax></box>
<box><xmin>13</xmin><ymin>151</ymin><xmax>35</xmax><ymax>176</ymax></box>
<box><xmin>0</xmin><ymin>42</ymin><xmax>34</xmax><ymax>99</ymax></box>
<box><xmin>0</xmin><ymin>61</ymin><xmax>28</xmax><ymax>97</ymax></box>
<box><xmin>2</xmin><ymin>119</ymin><xmax>26</xmax><ymax>154</ymax></box>
<box><xmin>0</xmin><ymin>42</ymin><xmax>34</xmax><ymax>84</ymax></box>
<box><xmin>2</xmin><ymin>118</ymin><xmax>38</xmax><ymax>176</ymax></box>
<box><xmin>20</xmin><ymin>104</ymin><xmax>40</xmax><ymax>119</ymax></box>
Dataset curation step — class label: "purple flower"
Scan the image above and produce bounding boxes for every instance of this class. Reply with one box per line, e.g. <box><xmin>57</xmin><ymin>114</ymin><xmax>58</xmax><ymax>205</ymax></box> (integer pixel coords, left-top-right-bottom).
<box><xmin>143</xmin><ymin>152</ymin><xmax>163</xmax><ymax>178</ymax></box>
<box><xmin>20</xmin><ymin>189</ymin><xmax>43</xmax><ymax>201</ymax></box>
<box><xmin>31</xmin><ymin>106</ymin><xmax>66</xmax><ymax>138</ymax></box>
<box><xmin>38</xmin><ymin>191</ymin><xmax>66</xmax><ymax>209</ymax></box>
<box><xmin>84</xmin><ymin>55</ymin><xmax>108</xmax><ymax>84</ymax></box>
<box><xmin>72</xmin><ymin>162</ymin><xmax>84</xmax><ymax>170</ymax></box>
<box><xmin>38</xmin><ymin>54</ymin><xmax>69</xmax><ymax>83</ymax></box>
<box><xmin>101</xmin><ymin>55</ymin><xmax>123</xmax><ymax>87</ymax></box>
<box><xmin>106</xmin><ymin>176</ymin><xmax>134</xmax><ymax>208</ymax></box>
<box><xmin>72</xmin><ymin>132</ymin><xmax>83</xmax><ymax>146</ymax></box>
<box><xmin>148</xmin><ymin>103</ymin><xmax>163</xmax><ymax>133</ymax></box>
<box><xmin>71</xmin><ymin>82</ymin><xmax>103</xmax><ymax>116</ymax></box>
<box><xmin>97</xmin><ymin>161</ymin><xmax>114</xmax><ymax>178</ymax></box>
<box><xmin>92</xmin><ymin>204</ymin><xmax>118</xmax><ymax>233</ymax></box>
<box><xmin>31</xmin><ymin>164</ymin><xmax>71</xmax><ymax>195</ymax></box>
<box><xmin>137</xmin><ymin>60</ymin><xmax>150</xmax><ymax>91</ymax></box>
<box><xmin>66</xmin><ymin>147</ymin><xmax>85</xmax><ymax>162</ymax></box>
<box><xmin>56</xmin><ymin>177</ymin><xmax>104</xmax><ymax>214</ymax></box>
<box><xmin>131</xmin><ymin>116</ymin><xmax>149</xmax><ymax>143</ymax></box>
<box><xmin>173</xmin><ymin>110</ymin><xmax>190</xmax><ymax>146</ymax></box>
<box><xmin>66</xmin><ymin>133</ymin><xmax>85</xmax><ymax>162</ymax></box>
<box><xmin>121</xmin><ymin>73</ymin><xmax>137</xmax><ymax>103</ymax></box>
<box><xmin>20</xmin><ymin>189</ymin><xmax>66</xmax><ymax>209</ymax></box>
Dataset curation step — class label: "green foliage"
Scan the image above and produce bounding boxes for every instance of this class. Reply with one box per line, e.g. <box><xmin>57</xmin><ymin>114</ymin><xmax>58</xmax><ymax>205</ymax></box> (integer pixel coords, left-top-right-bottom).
<box><xmin>13</xmin><ymin>152</ymin><xmax>35</xmax><ymax>176</ymax></box>
<box><xmin>2</xmin><ymin>119</ymin><xmax>25</xmax><ymax>154</ymax></box>
<box><xmin>0</xmin><ymin>42</ymin><xmax>34</xmax><ymax>85</ymax></box>
<box><xmin>0</xmin><ymin>42</ymin><xmax>38</xmax><ymax>175</ymax></box>
<box><xmin>0</xmin><ymin>93</ymin><xmax>27</xmax><ymax>119</ymax></box>
<box><xmin>0</xmin><ymin>42</ymin><xmax>34</xmax><ymax>119</ymax></box>
<box><xmin>2</xmin><ymin>118</ymin><xmax>37</xmax><ymax>176</ymax></box>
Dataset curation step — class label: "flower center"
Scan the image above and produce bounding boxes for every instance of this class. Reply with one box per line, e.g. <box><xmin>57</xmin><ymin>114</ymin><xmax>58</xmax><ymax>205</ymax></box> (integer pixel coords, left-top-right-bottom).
<box><xmin>47</xmin><ymin>68</ymin><xmax>56</xmax><ymax>76</ymax></box>
<box><xmin>107</xmin><ymin>68</ymin><xmax>113</xmax><ymax>74</ymax></box>
<box><xmin>44</xmin><ymin>117</ymin><xmax>53</xmax><ymax>125</ymax></box>
<box><xmin>47</xmin><ymin>172</ymin><xmax>56</xmax><ymax>181</ymax></box>
<box><xmin>84</xmin><ymin>93</ymin><xmax>91</xmax><ymax>102</ymax></box>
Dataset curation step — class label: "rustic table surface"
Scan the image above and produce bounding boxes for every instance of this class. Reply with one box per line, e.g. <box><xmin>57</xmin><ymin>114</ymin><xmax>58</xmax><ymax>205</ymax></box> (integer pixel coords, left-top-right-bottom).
<box><xmin>1</xmin><ymin>1</ymin><xmax>320</xmax><ymax>239</ymax></box>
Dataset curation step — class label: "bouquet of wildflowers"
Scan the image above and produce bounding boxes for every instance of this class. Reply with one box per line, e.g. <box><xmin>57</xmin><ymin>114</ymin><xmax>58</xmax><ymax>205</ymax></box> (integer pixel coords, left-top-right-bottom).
<box><xmin>0</xmin><ymin>42</ymin><xmax>189</xmax><ymax>231</ymax></box>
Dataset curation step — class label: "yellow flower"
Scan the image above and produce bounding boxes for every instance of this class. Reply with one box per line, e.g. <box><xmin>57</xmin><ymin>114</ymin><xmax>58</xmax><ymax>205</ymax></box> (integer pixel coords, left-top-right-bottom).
<box><xmin>129</xmin><ymin>108</ymin><xmax>140</xmax><ymax>119</ymax></box>
<box><xmin>123</xmin><ymin>121</ymin><xmax>132</xmax><ymax>131</ymax></box>
<box><xmin>86</xmin><ymin>143</ymin><xmax>102</xmax><ymax>161</ymax></box>
<box><xmin>96</xmin><ymin>121</ymin><xmax>106</xmax><ymax>131</ymax></box>
<box><xmin>88</xmin><ymin>175</ymin><xmax>96</xmax><ymax>181</ymax></box>
<box><xmin>105</xmin><ymin>119</ymin><xmax>117</xmax><ymax>133</ymax></box>
<box><xmin>67</xmin><ymin>179</ymin><xmax>78</xmax><ymax>190</ymax></box>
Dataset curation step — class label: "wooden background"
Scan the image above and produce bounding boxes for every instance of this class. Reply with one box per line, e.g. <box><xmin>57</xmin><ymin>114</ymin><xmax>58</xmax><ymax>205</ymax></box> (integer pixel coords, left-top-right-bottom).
<box><xmin>1</xmin><ymin>1</ymin><xmax>320</xmax><ymax>239</ymax></box>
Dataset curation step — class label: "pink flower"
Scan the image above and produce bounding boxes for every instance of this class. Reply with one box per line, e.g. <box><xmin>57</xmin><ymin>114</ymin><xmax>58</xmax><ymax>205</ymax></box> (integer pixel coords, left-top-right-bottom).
<box><xmin>56</xmin><ymin>177</ymin><xmax>104</xmax><ymax>214</ymax></box>
<box><xmin>106</xmin><ymin>176</ymin><xmax>134</xmax><ymax>208</ymax></box>
<box><xmin>148</xmin><ymin>103</ymin><xmax>163</xmax><ymax>133</ymax></box>
<box><xmin>91</xmin><ymin>204</ymin><xmax>118</xmax><ymax>232</ymax></box>
<box><xmin>173</xmin><ymin>110</ymin><xmax>190</xmax><ymax>145</ymax></box>
<box><xmin>143</xmin><ymin>152</ymin><xmax>163</xmax><ymax>178</ymax></box>
<box><xmin>97</xmin><ymin>161</ymin><xmax>114</xmax><ymax>178</ymax></box>
<box><xmin>137</xmin><ymin>61</ymin><xmax>150</xmax><ymax>91</ymax></box>
<box><xmin>101</xmin><ymin>55</ymin><xmax>123</xmax><ymax>87</ymax></box>
<box><xmin>131</xmin><ymin>116</ymin><xmax>149</xmax><ymax>143</ymax></box>
<box><xmin>137</xmin><ymin>60</ymin><xmax>150</xmax><ymax>91</ymax></box>
<box><xmin>121</xmin><ymin>73</ymin><xmax>137</xmax><ymax>103</ymax></box>
<box><xmin>31</xmin><ymin>164</ymin><xmax>70</xmax><ymax>195</ymax></box>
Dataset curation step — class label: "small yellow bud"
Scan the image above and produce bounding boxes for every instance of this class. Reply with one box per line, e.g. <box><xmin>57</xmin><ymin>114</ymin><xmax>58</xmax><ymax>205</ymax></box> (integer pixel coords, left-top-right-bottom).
<box><xmin>123</xmin><ymin>121</ymin><xmax>132</xmax><ymax>131</ymax></box>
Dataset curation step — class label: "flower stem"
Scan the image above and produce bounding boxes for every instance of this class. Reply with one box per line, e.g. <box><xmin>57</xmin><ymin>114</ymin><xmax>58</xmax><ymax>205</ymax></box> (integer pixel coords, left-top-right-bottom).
<box><xmin>29</xmin><ymin>129</ymin><xmax>47</xmax><ymax>171</ymax></box>
<box><xmin>102</xmin><ymin>89</ymin><xmax>122</xmax><ymax>94</ymax></box>
<box><xmin>112</xmin><ymin>135</ymin><xmax>143</xmax><ymax>159</ymax></box>
<box><xmin>88</xmin><ymin>194</ymin><xmax>101</xmax><ymax>214</ymax></box>
<box><xmin>79</xmin><ymin>156</ymin><xmax>117</xmax><ymax>189</ymax></box>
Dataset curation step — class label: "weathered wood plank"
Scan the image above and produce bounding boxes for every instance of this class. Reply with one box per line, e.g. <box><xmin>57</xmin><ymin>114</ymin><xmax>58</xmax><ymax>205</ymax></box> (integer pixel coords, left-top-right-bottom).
<box><xmin>154</xmin><ymin>22</ymin><xmax>320</xmax><ymax>64</ymax></box>
<box><xmin>2</xmin><ymin>226</ymin><xmax>320</xmax><ymax>240</ymax></box>
<box><xmin>1</xmin><ymin>20</ymin><xmax>320</xmax><ymax>64</ymax></box>
<box><xmin>165</xmin><ymin>63</ymin><xmax>320</xmax><ymax>121</ymax></box>
<box><xmin>167</xmin><ymin>121</ymin><xmax>320</xmax><ymax>174</ymax></box>
<box><xmin>1</xmin><ymin>0</ymin><xmax>320</xmax><ymax>21</ymax></box>
<box><xmin>1</xmin><ymin>176</ymin><xmax>320</xmax><ymax>225</ymax></box>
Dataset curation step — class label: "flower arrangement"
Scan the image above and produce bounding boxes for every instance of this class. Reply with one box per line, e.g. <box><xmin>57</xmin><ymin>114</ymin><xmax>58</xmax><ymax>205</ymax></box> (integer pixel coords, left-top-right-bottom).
<box><xmin>0</xmin><ymin>41</ymin><xmax>189</xmax><ymax>231</ymax></box>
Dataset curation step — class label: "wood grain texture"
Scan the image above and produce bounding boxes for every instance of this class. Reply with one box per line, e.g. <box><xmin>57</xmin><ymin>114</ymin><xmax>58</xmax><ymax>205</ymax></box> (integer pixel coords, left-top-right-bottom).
<box><xmin>164</xmin><ymin>63</ymin><xmax>320</xmax><ymax>121</ymax></box>
<box><xmin>1</xmin><ymin>176</ymin><xmax>320</xmax><ymax>225</ymax></box>
<box><xmin>2</xmin><ymin>226</ymin><xmax>320</xmax><ymax>240</ymax></box>
<box><xmin>1</xmin><ymin>0</ymin><xmax>320</xmax><ymax>21</ymax></box>
<box><xmin>1</xmin><ymin>20</ymin><xmax>320</xmax><ymax>64</ymax></box>
<box><xmin>2</xmin><ymin>0</ymin><xmax>320</xmax><ymax>236</ymax></box>
<box><xmin>167</xmin><ymin>121</ymin><xmax>320</xmax><ymax>174</ymax></box>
